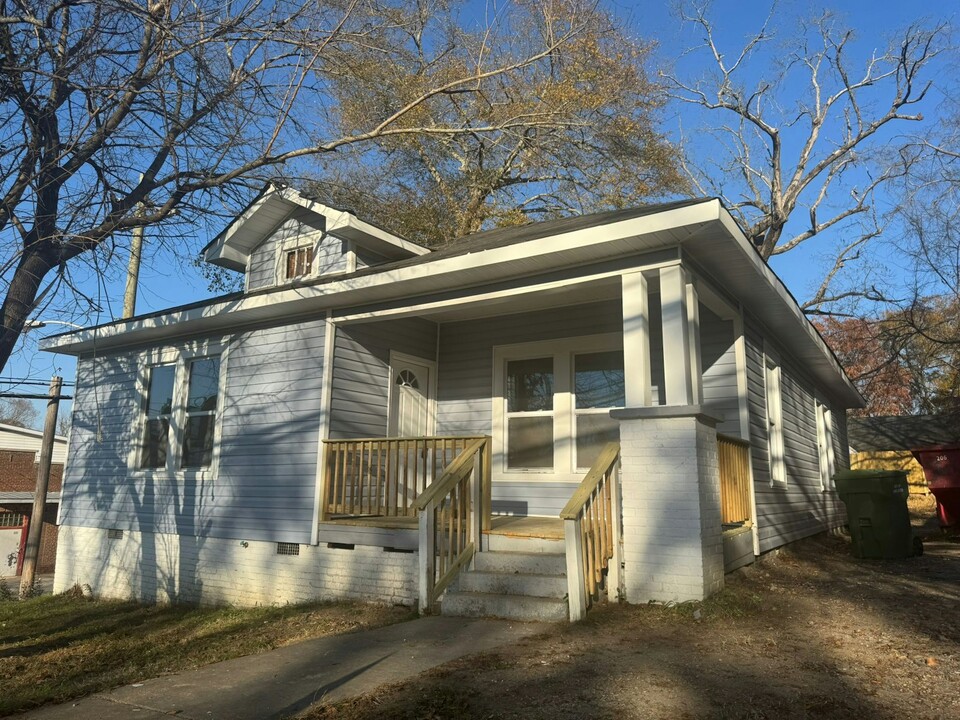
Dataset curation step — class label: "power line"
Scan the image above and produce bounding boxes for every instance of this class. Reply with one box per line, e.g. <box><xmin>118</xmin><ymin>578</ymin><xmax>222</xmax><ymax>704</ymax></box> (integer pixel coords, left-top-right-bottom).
<box><xmin>0</xmin><ymin>377</ymin><xmax>75</xmax><ymax>387</ymax></box>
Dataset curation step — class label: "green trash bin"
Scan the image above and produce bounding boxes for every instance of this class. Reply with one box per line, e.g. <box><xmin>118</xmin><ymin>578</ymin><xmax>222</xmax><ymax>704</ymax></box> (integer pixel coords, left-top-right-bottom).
<box><xmin>834</xmin><ymin>470</ymin><xmax>921</xmax><ymax>559</ymax></box>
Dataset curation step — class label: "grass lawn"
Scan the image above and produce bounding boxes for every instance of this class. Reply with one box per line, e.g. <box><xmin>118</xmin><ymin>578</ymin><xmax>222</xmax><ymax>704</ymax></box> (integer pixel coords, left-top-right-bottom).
<box><xmin>0</xmin><ymin>589</ymin><xmax>414</xmax><ymax>715</ymax></box>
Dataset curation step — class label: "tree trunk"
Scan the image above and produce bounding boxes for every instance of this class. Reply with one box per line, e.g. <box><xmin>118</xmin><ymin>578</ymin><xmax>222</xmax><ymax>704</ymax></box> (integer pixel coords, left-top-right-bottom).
<box><xmin>0</xmin><ymin>251</ymin><xmax>58</xmax><ymax>371</ymax></box>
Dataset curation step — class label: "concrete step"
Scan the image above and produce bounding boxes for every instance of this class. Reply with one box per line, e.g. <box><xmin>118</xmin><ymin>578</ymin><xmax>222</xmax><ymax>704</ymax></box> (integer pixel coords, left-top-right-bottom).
<box><xmin>472</xmin><ymin>550</ymin><xmax>566</xmax><ymax>575</ymax></box>
<box><xmin>457</xmin><ymin>570</ymin><xmax>567</xmax><ymax>599</ymax></box>
<box><xmin>441</xmin><ymin>591</ymin><xmax>568</xmax><ymax>622</ymax></box>
<box><xmin>483</xmin><ymin>533</ymin><xmax>565</xmax><ymax>554</ymax></box>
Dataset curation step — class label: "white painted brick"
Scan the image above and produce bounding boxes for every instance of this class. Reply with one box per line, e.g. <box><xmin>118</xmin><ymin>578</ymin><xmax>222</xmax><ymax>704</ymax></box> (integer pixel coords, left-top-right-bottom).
<box><xmin>617</xmin><ymin>413</ymin><xmax>725</xmax><ymax>604</ymax></box>
<box><xmin>53</xmin><ymin>525</ymin><xmax>418</xmax><ymax>607</ymax></box>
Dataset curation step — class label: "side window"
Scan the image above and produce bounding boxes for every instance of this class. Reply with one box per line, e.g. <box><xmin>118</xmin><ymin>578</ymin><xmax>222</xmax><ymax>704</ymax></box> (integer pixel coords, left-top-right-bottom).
<box><xmin>182</xmin><ymin>357</ymin><xmax>221</xmax><ymax>468</ymax></box>
<box><xmin>816</xmin><ymin>400</ymin><xmax>836</xmax><ymax>491</ymax></box>
<box><xmin>141</xmin><ymin>365</ymin><xmax>176</xmax><ymax>469</ymax></box>
<box><xmin>138</xmin><ymin>355</ymin><xmax>222</xmax><ymax>472</ymax></box>
<box><xmin>765</xmin><ymin>357</ymin><xmax>786</xmax><ymax>485</ymax></box>
<box><xmin>505</xmin><ymin>357</ymin><xmax>554</xmax><ymax>470</ymax></box>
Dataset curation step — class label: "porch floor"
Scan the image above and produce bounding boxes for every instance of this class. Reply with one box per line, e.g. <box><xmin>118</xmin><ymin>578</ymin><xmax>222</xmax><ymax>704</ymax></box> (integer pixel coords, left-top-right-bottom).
<box><xmin>325</xmin><ymin>514</ymin><xmax>563</xmax><ymax>540</ymax></box>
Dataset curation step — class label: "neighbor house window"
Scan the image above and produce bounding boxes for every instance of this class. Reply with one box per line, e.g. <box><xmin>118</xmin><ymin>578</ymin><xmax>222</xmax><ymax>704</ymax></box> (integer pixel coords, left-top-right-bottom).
<box><xmin>765</xmin><ymin>357</ymin><xmax>786</xmax><ymax>485</ymax></box>
<box><xmin>574</xmin><ymin>350</ymin><xmax>625</xmax><ymax>469</ymax></box>
<box><xmin>506</xmin><ymin>357</ymin><xmax>554</xmax><ymax>469</ymax></box>
<box><xmin>285</xmin><ymin>246</ymin><xmax>313</xmax><ymax>279</ymax></box>
<box><xmin>816</xmin><ymin>400</ymin><xmax>836</xmax><ymax>491</ymax></box>
<box><xmin>139</xmin><ymin>354</ymin><xmax>222</xmax><ymax>472</ymax></box>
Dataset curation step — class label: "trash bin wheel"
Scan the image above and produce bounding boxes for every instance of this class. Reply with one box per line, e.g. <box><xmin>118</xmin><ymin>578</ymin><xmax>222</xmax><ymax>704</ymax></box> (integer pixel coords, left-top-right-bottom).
<box><xmin>913</xmin><ymin>536</ymin><xmax>924</xmax><ymax>557</ymax></box>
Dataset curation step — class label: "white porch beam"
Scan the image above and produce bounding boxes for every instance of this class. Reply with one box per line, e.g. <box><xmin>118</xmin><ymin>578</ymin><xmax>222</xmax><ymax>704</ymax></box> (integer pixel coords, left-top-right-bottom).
<box><xmin>621</xmin><ymin>271</ymin><xmax>652</xmax><ymax>407</ymax></box>
<box><xmin>659</xmin><ymin>266</ymin><xmax>693</xmax><ymax>405</ymax></box>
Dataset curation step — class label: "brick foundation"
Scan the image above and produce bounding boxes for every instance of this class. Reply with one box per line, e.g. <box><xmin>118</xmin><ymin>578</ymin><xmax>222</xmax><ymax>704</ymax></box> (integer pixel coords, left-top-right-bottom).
<box><xmin>53</xmin><ymin>525</ymin><xmax>418</xmax><ymax>607</ymax></box>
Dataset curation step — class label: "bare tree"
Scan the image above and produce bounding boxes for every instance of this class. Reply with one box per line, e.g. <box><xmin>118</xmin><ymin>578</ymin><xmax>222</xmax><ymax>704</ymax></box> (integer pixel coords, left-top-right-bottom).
<box><xmin>0</xmin><ymin>0</ymin><xmax>600</xmax><ymax>373</ymax></box>
<box><xmin>664</xmin><ymin>2</ymin><xmax>944</xmax><ymax>313</ymax></box>
<box><xmin>307</xmin><ymin>5</ymin><xmax>685</xmax><ymax>245</ymax></box>
<box><xmin>0</xmin><ymin>396</ymin><xmax>38</xmax><ymax>428</ymax></box>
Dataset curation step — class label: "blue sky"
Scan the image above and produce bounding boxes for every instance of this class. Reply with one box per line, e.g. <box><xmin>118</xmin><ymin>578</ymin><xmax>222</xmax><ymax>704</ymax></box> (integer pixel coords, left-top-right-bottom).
<box><xmin>6</xmin><ymin>0</ymin><xmax>956</xmax><ymax>427</ymax></box>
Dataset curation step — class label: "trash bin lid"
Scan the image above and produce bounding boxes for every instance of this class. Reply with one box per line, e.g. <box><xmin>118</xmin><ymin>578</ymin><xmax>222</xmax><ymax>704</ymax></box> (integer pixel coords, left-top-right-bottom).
<box><xmin>835</xmin><ymin>469</ymin><xmax>909</xmax><ymax>495</ymax></box>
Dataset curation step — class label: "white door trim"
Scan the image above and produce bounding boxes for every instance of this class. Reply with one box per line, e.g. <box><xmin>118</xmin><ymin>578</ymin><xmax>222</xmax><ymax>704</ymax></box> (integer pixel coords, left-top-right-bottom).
<box><xmin>387</xmin><ymin>351</ymin><xmax>438</xmax><ymax>436</ymax></box>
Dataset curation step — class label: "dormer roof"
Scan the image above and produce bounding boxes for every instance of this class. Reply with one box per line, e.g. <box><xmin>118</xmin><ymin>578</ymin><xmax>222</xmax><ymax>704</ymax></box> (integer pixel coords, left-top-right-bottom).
<box><xmin>202</xmin><ymin>185</ymin><xmax>430</xmax><ymax>272</ymax></box>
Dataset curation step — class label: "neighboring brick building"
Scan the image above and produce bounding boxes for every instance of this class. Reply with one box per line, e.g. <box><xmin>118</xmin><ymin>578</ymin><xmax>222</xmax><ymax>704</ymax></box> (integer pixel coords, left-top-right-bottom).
<box><xmin>0</xmin><ymin>424</ymin><xmax>67</xmax><ymax>577</ymax></box>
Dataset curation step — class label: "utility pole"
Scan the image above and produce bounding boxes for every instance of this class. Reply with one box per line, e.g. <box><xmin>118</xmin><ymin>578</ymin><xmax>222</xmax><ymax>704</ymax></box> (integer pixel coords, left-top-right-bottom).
<box><xmin>19</xmin><ymin>376</ymin><xmax>62</xmax><ymax>598</ymax></box>
<box><xmin>122</xmin><ymin>223</ymin><xmax>144</xmax><ymax>319</ymax></box>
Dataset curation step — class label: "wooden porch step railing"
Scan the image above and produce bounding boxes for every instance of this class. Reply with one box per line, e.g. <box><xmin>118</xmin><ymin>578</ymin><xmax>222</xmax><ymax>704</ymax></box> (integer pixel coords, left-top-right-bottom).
<box><xmin>717</xmin><ymin>434</ymin><xmax>752</xmax><ymax>525</ymax></box>
<box><xmin>560</xmin><ymin>442</ymin><xmax>621</xmax><ymax>622</ymax></box>
<box><xmin>413</xmin><ymin>436</ymin><xmax>490</xmax><ymax>612</ymax></box>
<box><xmin>320</xmin><ymin>436</ymin><xmax>487</xmax><ymax>520</ymax></box>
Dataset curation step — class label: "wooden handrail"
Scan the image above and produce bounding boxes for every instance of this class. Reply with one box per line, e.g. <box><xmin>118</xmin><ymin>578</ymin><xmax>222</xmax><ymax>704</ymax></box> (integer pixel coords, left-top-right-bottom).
<box><xmin>560</xmin><ymin>443</ymin><xmax>621</xmax><ymax>520</ymax></box>
<box><xmin>418</xmin><ymin>436</ymin><xmax>490</xmax><ymax>612</ymax></box>
<box><xmin>413</xmin><ymin>438</ymin><xmax>487</xmax><ymax>512</ymax></box>
<box><xmin>562</xmin><ymin>442</ymin><xmax>621</xmax><ymax>622</ymax></box>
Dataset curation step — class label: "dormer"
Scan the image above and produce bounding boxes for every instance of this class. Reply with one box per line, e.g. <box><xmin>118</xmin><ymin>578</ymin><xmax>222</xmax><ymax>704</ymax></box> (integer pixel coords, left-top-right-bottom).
<box><xmin>203</xmin><ymin>186</ymin><xmax>430</xmax><ymax>291</ymax></box>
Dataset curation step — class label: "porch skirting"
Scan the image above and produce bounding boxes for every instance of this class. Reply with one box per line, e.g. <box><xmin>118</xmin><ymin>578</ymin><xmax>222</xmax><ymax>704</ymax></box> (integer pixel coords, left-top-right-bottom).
<box><xmin>51</xmin><ymin>525</ymin><xmax>419</xmax><ymax>607</ymax></box>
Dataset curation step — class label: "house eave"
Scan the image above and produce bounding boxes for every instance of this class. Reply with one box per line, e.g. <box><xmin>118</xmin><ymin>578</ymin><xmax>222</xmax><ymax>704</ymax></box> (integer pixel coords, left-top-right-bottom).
<box><xmin>42</xmin><ymin>197</ymin><xmax>863</xmax><ymax>408</ymax></box>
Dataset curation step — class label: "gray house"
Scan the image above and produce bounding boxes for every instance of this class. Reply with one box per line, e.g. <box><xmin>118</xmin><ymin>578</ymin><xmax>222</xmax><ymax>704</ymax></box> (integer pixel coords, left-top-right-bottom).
<box><xmin>43</xmin><ymin>188</ymin><xmax>859</xmax><ymax>621</ymax></box>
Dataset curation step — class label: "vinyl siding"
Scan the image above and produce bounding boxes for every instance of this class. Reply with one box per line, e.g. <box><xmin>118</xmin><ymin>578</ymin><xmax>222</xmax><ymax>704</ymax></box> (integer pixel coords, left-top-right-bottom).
<box><xmin>744</xmin><ymin>315</ymin><xmax>847</xmax><ymax>553</ymax></box>
<box><xmin>436</xmin><ymin>298</ymin><xmax>664</xmax><ymax>516</ymax></box>
<box><xmin>247</xmin><ymin>208</ymin><xmax>347</xmax><ymax>290</ymax></box>
<box><xmin>699</xmin><ymin>304</ymin><xmax>740</xmax><ymax>437</ymax></box>
<box><xmin>60</xmin><ymin>318</ymin><xmax>328</xmax><ymax>544</ymax></box>
<box><xmin>328</xmin><ymin>318</ymin><xmax>438</xmax><ymax>439</ymax></box>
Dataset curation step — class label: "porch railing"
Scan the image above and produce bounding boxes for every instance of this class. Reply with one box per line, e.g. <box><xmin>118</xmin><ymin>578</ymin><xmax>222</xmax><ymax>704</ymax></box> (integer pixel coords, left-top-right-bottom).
<box><xmin>560</xmin><ymin>442</ymin><xmax>621</xmax><ymax>622</ymax></box>
<box><xmin>413</xmin><ymin>436</ymin><xmax>490</xmax><ymax>612</ymax></box>
<box><xmin>717</xmin><ymin>434</ymin><xmax>752</xmax><ymax>525</ymax></box>
<box><xmin>320</xmin><ymin>436</ymin><xmax>487</xmax><ymax>520</ymax></box>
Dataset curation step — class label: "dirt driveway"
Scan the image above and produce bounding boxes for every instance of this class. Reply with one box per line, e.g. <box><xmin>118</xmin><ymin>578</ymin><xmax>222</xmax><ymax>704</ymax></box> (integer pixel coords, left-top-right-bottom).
<box><xmin>307</xmin><ymin>497</ymin><xmax>960</xmax><ymax>720</ymax></box>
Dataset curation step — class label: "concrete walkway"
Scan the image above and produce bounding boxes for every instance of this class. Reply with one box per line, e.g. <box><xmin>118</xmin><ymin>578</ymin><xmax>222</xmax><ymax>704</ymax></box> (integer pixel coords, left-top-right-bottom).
<box><xmin>21</xmin><ymin>616</ymin><xmax>548</xmax><ymax>720</ymax></box>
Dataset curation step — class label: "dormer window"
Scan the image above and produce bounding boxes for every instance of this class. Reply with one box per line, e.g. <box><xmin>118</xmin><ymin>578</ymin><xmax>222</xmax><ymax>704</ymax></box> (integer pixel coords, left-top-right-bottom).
<box><xmin>285</xmin><ymin>246</ymin><xmax>313</xmax><ymax>279</ymax></box>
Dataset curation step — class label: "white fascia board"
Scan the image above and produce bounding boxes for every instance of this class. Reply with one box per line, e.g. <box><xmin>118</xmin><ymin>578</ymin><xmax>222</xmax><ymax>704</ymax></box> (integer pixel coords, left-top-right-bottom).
<box><xmin>41</xmin><ymin>201</ymin><xmax>721</xmax><ymax>354</ymax></box>
<box><xmin>715</xmin><ymin>210</ymin><xmax>864</xmax><ymax>408</ymax></box>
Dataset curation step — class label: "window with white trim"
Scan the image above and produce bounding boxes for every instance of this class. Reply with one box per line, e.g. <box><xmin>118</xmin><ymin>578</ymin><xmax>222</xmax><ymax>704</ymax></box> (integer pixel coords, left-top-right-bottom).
<box><xmin>764</xmin><ymin>357</ymin><xmax>786</xmax><ymax>485</ymax></box>
<box><xmin>139</xmin><ymin>354</ymin><xmax>222</xmax><ymax>472</ymax></box>
<box><xmin>285</xmin><ymin>245</ymin><xmax>313</xmax><ymax>279</ymax></box>
<box><xmin>573</xmin><ymin>350</ymin><xmax>624</xmax><ymax>469</ymax></box>
<box><xmin>505</xmin><ymin>357</ymin><xmax>555</xmax><ymax>469</ymax></box>
<box><xmin>815</xmin><ymin>400</ymin><xmax>836</xmax><ymax>491</ymax></box>
<box><xmin>496</xmin><ymin>335</ymin><xmax>624</xmax><ymax>477</ymax></box>
<box><xmin>141</xmin><ymin>365</ymin><xmax>175</xmax><ymax>469</ymax></box>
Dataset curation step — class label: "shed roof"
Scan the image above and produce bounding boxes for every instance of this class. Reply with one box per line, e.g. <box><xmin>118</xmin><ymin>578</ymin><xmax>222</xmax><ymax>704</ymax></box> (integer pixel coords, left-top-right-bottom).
<box><xmin>848</xmin><ymin>415</ymin><xmax>960</xmax><ymax>452</ymax></box>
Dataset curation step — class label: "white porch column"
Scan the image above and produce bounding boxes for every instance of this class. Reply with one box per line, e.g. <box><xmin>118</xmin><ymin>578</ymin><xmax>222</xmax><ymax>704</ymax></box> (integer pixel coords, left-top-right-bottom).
<box><xmin>659</xmin><ymin>266</ymin><xmax>693</xmax><ymax>405</ymax></box>
<box><xmin>612</xmin><ymin>406</ymin><xmax>725</xmax><ymax>603</ymax></box>
<box><xmin>621</xmin><ymin>271</ymin><xmax>652</xmax><ymax>406</ymax></box>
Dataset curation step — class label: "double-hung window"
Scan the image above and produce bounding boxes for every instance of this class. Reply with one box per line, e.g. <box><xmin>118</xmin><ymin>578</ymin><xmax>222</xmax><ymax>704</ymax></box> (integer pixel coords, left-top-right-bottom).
<box><xmin>573</xmin><ymin>350</ymin><xmax>625</xmax><ymax>469</ymax></box>
<box><xmin>815</xmin><ymin>400</ymin><xmax>836</xmax><ymax>491</ymax></box>
<box><xmin>505</xmin><ymin>357</ymin><xmax>555</xmax><ymax>469</ymax></box>
<box><xmin>141</xmin><ymin>365</ymin><xmax>176</xmax><ymax>469</ymax></box>
<box><xmin>764</xmin><ymin>356</ymin><xmax>786</xmax><ymax>486</ymax></box>
<box><xmin>496</xmin><ymin>335</ymin><xmax>624</xmax><ymax>479</ymax></box>
<box><xmin>139</xmin><ymin>352</ymin><xmax>223</xmax><ymax>473</ymax></box>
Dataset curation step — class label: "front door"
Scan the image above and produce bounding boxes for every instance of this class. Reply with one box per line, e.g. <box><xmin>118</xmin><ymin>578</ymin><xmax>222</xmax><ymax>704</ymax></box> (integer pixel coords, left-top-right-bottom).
<box><xmin>388</xmin><ymin>353</ymin><xmax>435</xmax><ymax>437</ymax></box>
